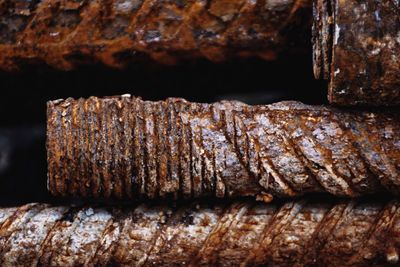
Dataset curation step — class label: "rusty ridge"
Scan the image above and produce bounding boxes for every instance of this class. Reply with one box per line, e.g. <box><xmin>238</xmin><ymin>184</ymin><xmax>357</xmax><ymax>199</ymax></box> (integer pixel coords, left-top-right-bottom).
<box><xmin>0</xmin><ymin>0</ymin><xmax>312</xmax><ymax>71</ymax></box>
<box><xmin>47</xmin><ymin>95</ymin><xmax>400</xmax><ymax>200</ymax></box>
<box><xmin>1</xmin><ymin>198</ymin><xmax>400</xmax><ymax>266</ymax></box>
<box><xmin>313</xmin><ymin>0</ymin><xmax>400</xmax><ymax>106</ymax></box>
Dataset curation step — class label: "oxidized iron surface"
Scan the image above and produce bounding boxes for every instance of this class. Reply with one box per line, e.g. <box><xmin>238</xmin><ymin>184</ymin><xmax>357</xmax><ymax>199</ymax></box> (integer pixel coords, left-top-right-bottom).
<box><xmin>47</xmin><ymin>96</ymin><xmax>400</xmax><ymax>200</ymax></box>
<box><xmin>313</xmin><ymin>0</ymin><xmax>400</xmax><ymax>106</ymax></box>
<box><xmin>1</xmin><ymin>198</ymin><xmax>400</xmax><ymax>266</ymax></box>
<box><xmin>0</xmin><ymin>0</ymin><xmax>311</xmax><ymax>70</ymax></box>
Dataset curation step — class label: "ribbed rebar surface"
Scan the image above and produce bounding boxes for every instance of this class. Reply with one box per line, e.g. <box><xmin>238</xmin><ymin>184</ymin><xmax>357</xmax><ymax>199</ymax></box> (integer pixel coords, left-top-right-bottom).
<box><xmin>0</xmin><ymin>0</ymin><xmax>311</xmax><ymax>70</ymax></box>
<box><xmin>313</xmin><ymin>0</ymin><xmax>400</xmax><ymax>106</ymax></box>
<box><xmin>1</xmin><ymin>198</ymin><xmax>400</xmax><ymax>266</ymax></box>
<box><xmin>47</xmin><ymin>96</ymin><xmax>400</xmax><ymax>200</ymax></box>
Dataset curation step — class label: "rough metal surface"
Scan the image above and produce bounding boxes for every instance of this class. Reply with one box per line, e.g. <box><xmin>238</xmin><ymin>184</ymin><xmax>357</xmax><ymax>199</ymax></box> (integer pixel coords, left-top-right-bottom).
<box><xmin>0</xmin><ymin>198</ymin><xmax>400</xmax><ymax>266</ymax></box>
<box><xmin>0</xmin><ymin>0</ymin><xmax>311</xmax><ymax>71</ymax></box>
<box><xmin>47</xmin><ymin>96</ymin><xmax>400</xmax><ymax>200</ymax></box>
<box><xmin>313</xmin><ymin>0</ymin><xmax>400</xmax><ymax>106</ymax></box>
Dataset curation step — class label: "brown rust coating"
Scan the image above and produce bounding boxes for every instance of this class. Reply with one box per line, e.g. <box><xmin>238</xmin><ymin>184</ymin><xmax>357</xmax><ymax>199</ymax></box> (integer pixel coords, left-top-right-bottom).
<box><xmin>0</xmin><ymin>0</ymin><xmax>311</xmax><ymax>71</ymax></box>
<box><xmin>47</xmin><ymin>96</ymin><xmax>400</xmax><ymax>200</ymax></box>
<box><xmin>1</xmin><ymin>198</ymin><xmax>400</xmax><ymax>266</ymax></box>
<box><xmin>313</xmin><ymin>0</ymin><xmax>400</xmax><ymax>106</ymax></box>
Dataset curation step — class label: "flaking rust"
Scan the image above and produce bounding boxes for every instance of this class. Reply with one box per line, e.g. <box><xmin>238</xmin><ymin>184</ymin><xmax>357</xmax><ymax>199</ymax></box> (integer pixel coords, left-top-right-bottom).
<box><xmin>1</xmin><ymin>198</ymin><xmax>400</xmax><ymax>266</ymax></box>
<box><xmin>47</xmin><ymin>95</ymin><xmax>400</xmax><ymax>200</ymax></box>
<box><xmin>0</xmin><ymin>0</ymin><xmax>311</xmax><ymax>70</ymax></box>
<box><xmin>313</xmin><ymin>0</ymin><xmax>400</xmax><ymax>106</ymax></box>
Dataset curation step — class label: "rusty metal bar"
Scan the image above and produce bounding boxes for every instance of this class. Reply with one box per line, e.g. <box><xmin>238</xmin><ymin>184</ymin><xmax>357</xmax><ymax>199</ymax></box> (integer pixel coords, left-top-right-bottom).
<box><xmin>0</xmin><ymin>198</ymin><xmax>400</xmax><ymax>266</ymax></box>
<box><xmin>313</xmin><ymin>0</ymin><xmax>400</xmax><ymax>106</ymax></box>
<box><xmin>0</xmin><ymin>0</ymin><xmax>312</xmax><ymax>70</ymax></box>
<box><xmin>47</xmin><ymin>95</ymin><xmax>400</xmax><ymax>200</ymax></box>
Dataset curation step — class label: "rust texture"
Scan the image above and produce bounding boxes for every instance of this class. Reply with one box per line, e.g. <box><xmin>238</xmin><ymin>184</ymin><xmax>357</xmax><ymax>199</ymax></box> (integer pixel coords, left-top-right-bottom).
<box><xmin>313</xmin><ymin>0</ymin><xmax>400</xmax><ymax>106</ymax></box>
<box><xmin>0</xmin><ymin>0</ymin><xmax>311</xmax><ymax>71</ymax></box>
<box><xmin>47</xmin><ymin>96</ymin><xmax>400</xmax><ymax>200</ymax></box>
<box><xmin>1</xmin><ymin>198</ymin><xmax>400</xmax><ymax>266</ymax></box>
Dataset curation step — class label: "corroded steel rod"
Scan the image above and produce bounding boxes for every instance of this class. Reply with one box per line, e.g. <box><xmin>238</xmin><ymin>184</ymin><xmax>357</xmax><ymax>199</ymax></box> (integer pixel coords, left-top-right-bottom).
<box><xmin>313</xmin><ymin>0</ymin><xmax>400</xmax><ymax>106</ymax></box>
<box><xmin>0</xmin><ymin>0</ymin><xmax>311</xmax><ymax>70</ymax></box>
<box><xmin>47</xmin><ymin>96</ymin><xmax>400</xmax><ymax>200</ymax></box>
<box><xmin>1</xmin><ymin>198</ymin><xmax>400</xmax><ymax>266</ymax></box>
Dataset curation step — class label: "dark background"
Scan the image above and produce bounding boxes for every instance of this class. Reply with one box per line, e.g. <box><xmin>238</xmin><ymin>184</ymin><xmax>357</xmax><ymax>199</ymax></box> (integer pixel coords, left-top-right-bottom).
<box><xmin>0</xmin><ymin>53</ymin><xmax>327</xmax><ymax>206</ymax></box>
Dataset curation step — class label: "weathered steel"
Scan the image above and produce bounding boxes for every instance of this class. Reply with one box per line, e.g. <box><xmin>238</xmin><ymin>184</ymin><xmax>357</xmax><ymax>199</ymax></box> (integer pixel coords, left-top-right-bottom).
<box><xmin>313</xmin><ymin>0</ymin><xmax>400</xmax><ymax>106</ymax></box>
<box><xmin>47</xmin><ymin>96</ymin><xmax>400</xmax><ymax>200</ymax></box>
<box><xmin>1</xmin><ymin>198</ymin><xmax>400</xmax><ymax>266</ymax></box>
<box><xmin>0</xmin><ymin>0</ymin><xmax>311</xmax><ymax>71</ymax></box>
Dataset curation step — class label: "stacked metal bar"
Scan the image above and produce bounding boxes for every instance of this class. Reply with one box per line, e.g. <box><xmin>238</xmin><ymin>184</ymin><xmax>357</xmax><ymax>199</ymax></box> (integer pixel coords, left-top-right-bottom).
<box><xmin>1</xmin><ymin>198</ymin><xmax>400</xmax><ymax>266</ymax></box>
<box><xmin>313</xmin><ymin>0</ymin><xmax>400</xmax><ymax>106</ymax></box>
<box><xmin>47</xmin><ymin>96</ymin><xmax>400</xmax><ymax>200</ymax></box>
<box><xmin>44</xmin><ymin>94</ymin><xmax>400</xmax><ymax>265</ymax></box>
<box><xmin>1</xmin><ymin>0</ymin><xmax>398</xmax><ymax>106</ymax></box>
<box><xmin>1</xmin><ymin>0</ymin><xmax>399</xmax><ymax>265</ymax></box>
<box><xmin>0</xmin><ymin>0</ymin><xmax>312</xmax><ymax>71</ymax></box>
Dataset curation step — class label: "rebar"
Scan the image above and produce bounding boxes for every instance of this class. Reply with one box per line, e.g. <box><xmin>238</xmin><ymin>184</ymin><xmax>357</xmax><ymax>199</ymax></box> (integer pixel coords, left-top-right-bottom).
<box><xmin>47</xmin><ymin>96</ymin><xmax>400</xmax><ymax>200</ymax></box>
<box><xmin>0</xmin><ymin>0</ymin><xmax>311</xmax><ymax>70</ymax></box>
<box><xmin>313</xmin><ymin>0</ymin><xmax>400</xmax><ymax>106</ymax></box>
<box><xmin>1</xmin><ymin>198</ymin><xmax>400</xmax><ymax>266</ymax></box>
